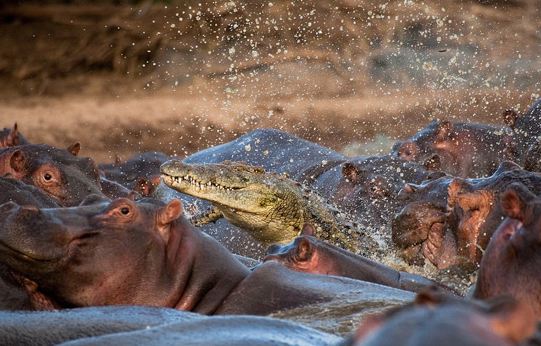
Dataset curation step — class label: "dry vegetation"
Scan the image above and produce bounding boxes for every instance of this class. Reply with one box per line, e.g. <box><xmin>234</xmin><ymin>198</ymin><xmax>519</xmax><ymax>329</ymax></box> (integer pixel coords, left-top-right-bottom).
<box><xmin>0</xmin><ymin>0</ymin><xmax>539</xmax><ymax>162</ymax></box>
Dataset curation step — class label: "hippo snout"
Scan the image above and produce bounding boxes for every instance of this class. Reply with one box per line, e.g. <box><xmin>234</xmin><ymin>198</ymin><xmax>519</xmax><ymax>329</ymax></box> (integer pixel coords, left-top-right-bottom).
<box><xmin>392</xmin><ymin>211</ymin><xmax>427</xmax><ymax>248</ymax></box>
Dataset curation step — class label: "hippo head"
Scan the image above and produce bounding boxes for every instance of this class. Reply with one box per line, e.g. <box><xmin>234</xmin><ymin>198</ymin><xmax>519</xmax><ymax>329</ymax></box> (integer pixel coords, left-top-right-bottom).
<box><xmin>99</xmin><ymin>151</ymin><xmax>170</xmax><ymax>194</ymax></box>
<box><xmin>0</xmin><ymin>197</ymin><xmax>185</xmax><ymax>308</ymax></box>
<box><xmin>332</xmin><ymin>155</ymin><xmax>432</xmax><ymax>223</ymax></box>
<box><xmin>474</xmin><ymin>183</ymin><xmax>541</xmax><ymax>318</ymax></box>
<box><xmin>0</xmin><ymin>144</ymin><xmax>103</xmax><ymax>206</ymax></box>
<box><xmin>392</xmin><ymin>174</ymin><xmax>461</xmax><ymax>269</ymax></box>
<box><xmin>351</xmin><ymin>287</ymin><xmax>536</xmax><ymax>346</ymax></box>
<box><xmin>392</xmin><ymin>120</ymin><xmax>454</xmax><ymax>163</ymax></box>
<box><xmin>263</xmin><ymin>231</ymin><xmax>336</xmax><ymax>275</ymax></box>
<box><xmin>392</xmin><ymin>162</ymin><xmax>523</xmax><ymax>270</ymax></box>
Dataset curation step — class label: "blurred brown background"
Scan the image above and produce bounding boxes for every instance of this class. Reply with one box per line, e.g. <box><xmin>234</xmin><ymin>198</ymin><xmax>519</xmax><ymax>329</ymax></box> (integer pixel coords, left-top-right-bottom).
<box><xmin>0</xmin><ymin>0</ymin><xmax>539</xmax><ymax>162</ymax></box>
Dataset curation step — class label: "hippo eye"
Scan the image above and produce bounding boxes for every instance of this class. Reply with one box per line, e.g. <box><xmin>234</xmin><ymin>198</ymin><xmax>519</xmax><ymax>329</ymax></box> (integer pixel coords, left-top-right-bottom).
<box><xmin>44</xmin><ymin>173</ymin><xmax>52</xmax><ymax>181</ymax></box>
<box><xmin>120</xmin><ymin>207</ymin><xmax>131</xmax><ymax>215</ymax></box>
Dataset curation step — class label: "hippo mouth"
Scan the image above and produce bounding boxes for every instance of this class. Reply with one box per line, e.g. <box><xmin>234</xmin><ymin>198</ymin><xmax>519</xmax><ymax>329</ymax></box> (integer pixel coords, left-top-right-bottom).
<box><xmin>0</xmin><ymin>232</ymin><xmax>96</xmax><ymax>268</ymax></box>
<box><xmin>397</xmin><ymin>221</ymin><xmax>453</xmax><ymax>268</ymax></box>
<box><xmin>392</xmin><ymin>206</ymin><xmax>458</xmax><ymax>269</ymax></box>
<box><xmin>0</xmin><ymin>241</ymin><xmax>61</xmax><ymax>263</ymax></box>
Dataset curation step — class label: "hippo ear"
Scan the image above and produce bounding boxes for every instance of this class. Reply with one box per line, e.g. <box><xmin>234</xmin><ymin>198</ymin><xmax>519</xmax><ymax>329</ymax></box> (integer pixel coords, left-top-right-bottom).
<box><xmin>158</xmin><ymin>199</ymin><xmax>183</xmax><ymax>226</ymax></box>
<box><xmin>300</xmin><ymin>223</ymin><xmax>316</xmax><ymax>236</ymax></box>
<box><xmin>7</xmin><ymin>150</ymin><xmax>26</xmax><ymax>174</ymax></box>
<box><xmin>423</xmin><ymin>154</ymin><xmax>441</xmax><ymax>171</ymax></box>
<box><xmin>342</xmin><ymin>162</ymin><xmax>362</xmax><ymax>183</ymax></box>
<box><xmin>134</xmin><ymin>178</ymin><xmax>153</xmax><ymax>197</ymax></box>
<box><xmin>436</xmin><ymin>120</ymin><xmax>453</xmax><ymax>139</ymax></box>
<box><xmin>367</xmin><ymin>176</ymin><xmax>390</xmax><ymax>198</ymax></box>
<box><xmin>2</xmin><ymin>123</ymin><xmax>21</xmax><ymax>147</ymax></box>
<box><xmin>66</xmin><ymin>142</ymin><xmax>81</xmax><ymax>156</ymax></box>
<box><xmin>157</xmin><ymin>199</ymin><xmax>183</xmax><ymax>242</ymax></box>
<box><xmin>295</xmin><ymin>236</ymin><xmax>313</xmax><ymax>262</ymax></box>
<box><xmin>395</xmin><ymin>141</ymin><xmax>419</xmax><ymax>160</ymax></box>
<box><xmin>486</xmin><ymin>298</ymin><xmax>536</xmax><ymax>343</ymax></box>
<box><xmin>414</xmin><ymin>286</ymin><xmax>460</xmax><ymax>307</ymax></box>
<box><xmin>501</xmin><ymin>183</ymin><xmax>536</xmax><ymax>221</ymax></box>
<box><xmin>502</xmin><ymin>109</ymin><xmax>519</xmax><ymax>130</ymax></box>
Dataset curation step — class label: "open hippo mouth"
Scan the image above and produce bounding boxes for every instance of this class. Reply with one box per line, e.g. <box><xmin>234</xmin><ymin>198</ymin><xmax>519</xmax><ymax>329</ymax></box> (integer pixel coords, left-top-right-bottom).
<box><xmin>392</xmin><ymin>204</ymin><xmax>458</xmax><ymax>269</ymax></box>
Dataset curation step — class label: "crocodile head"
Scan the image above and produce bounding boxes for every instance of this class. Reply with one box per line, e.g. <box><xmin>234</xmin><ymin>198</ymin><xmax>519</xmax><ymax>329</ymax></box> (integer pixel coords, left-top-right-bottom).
<box><xmin>160</xmin><ymin>160</ymin><xmax>304</xmax><ymax>243</ymax></box>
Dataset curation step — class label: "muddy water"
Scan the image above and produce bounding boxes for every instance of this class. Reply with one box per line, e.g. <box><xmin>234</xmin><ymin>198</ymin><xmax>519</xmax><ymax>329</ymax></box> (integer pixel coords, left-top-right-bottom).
<box><xmin>272</xmin><ymin>287</ymin><xmax>413</xmax><ymax>336</ymax></box>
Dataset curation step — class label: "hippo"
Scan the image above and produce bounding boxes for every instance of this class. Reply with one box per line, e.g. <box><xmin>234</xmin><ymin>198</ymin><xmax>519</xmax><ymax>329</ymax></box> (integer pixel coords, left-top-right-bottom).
<box><xmin>0</xmin><ymin>306</ymin><xmax>341</xmax><ymax>346</ymax></box>
<box><xmin>0</xmin><ymin>123</ymin><xmax>28</xmax><ymax>148</ymax></box>
<box><xmin>474</xmin><ymin>183</ymin><xmax>541</xmax><ymax>319</ymax></box>
<box><xmin>347</xmin><ymin>288</ymin><xmax>535</xmax><ymax>346</ymax></box>
<box><xmin>507</xmin><ymin>97</ymin><xmax>541</xmax><ymax>155</ymax></box>
<box><xmin>392</xmin><ymin>161</ymin><xmax>541</xmax><ymax>270</ymax></box>
<box><xmin>0</xmin><ymin>177</ymin><xmax>60</xmax><ymax>311</ymax></box>
<box><xmin>99</xmin><ymin>151</ymin><xmax>170</xmax><ymax>194</ymax></box>
<box><xmin>99</xmin><ymin>176</ymin><xmax>136</xmax><ymax>199</ymax></box>
<box><xmin>0</xmin><ymin>144</ymin><xmax>103</xmax><ymax>206</ymax></box>
<box><xmin>264</xmin><ymin>232</ymin><xmax>456</xmax><ymax>294</ymax></box>
<box><xmin>0</xmin><ymin>197</ymin><xmax>413</xmax><ymax>316</ymax></box>
<box><xmin>391</xmin><ymin>119</ymin><xmax>516</xmax><ymax>178</ymax></box>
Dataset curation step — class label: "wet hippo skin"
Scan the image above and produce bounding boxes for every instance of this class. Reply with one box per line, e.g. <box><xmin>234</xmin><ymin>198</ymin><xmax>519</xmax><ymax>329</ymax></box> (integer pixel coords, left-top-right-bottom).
<box><xmin>474</xmin><ymin>183</ymin><xmax>541</xmax><ymax>319</ymax></box>
<box><xmin>58</xmin><ymin>314</ymin><xmax>341</xmax><ymax>346</ymax></box>
<box><xmin>264</xmin><ymin>234</ymin><xmax>456</xmax><ymax>294</ymax></box>
<box><xmin>0</xmin><ymin>198</ymin><xmax>413</xmax><ymax>316</ymax></box>
<box><xmin>0</xmin><ymin>306</ymin><xmax>201</xmax><ymax>346</ymax></box>
<box><xmin>348</xmin><ymin>288</ymin><xmax>535</xmax><ymax>346</ymax></box>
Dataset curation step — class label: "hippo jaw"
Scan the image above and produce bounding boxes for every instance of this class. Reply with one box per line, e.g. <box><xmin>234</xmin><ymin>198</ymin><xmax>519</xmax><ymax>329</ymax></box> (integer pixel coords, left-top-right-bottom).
<box><xmin>0</xmin><ymin>203</ymin><xmax>94</xmax><ymax>274</ymax></box>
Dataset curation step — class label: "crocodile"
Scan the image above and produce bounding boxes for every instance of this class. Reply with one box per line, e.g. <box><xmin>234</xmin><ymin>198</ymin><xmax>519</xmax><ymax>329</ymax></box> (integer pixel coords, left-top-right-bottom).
<box><xmin>160</xmin><ymin>160</ymin><xmax>373</xmax><ymax>254</ymax></box>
